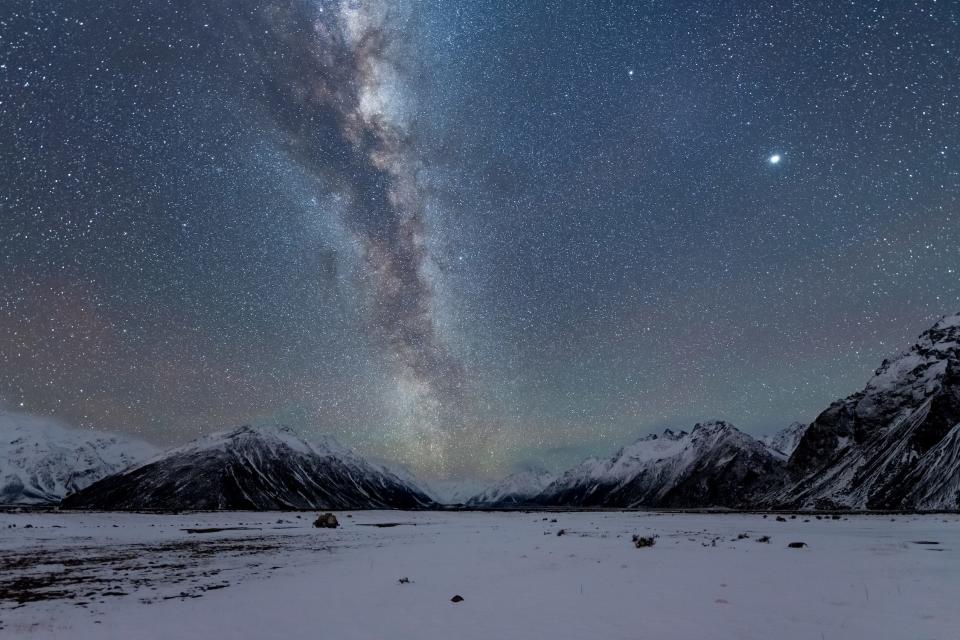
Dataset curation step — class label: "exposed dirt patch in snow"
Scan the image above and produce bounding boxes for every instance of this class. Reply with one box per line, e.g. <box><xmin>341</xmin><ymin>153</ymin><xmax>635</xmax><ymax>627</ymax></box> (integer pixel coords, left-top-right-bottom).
<box><xmin>0</xmin><ymin>534</ymin><xmax>332</xmax><ymax>609</ymax></box>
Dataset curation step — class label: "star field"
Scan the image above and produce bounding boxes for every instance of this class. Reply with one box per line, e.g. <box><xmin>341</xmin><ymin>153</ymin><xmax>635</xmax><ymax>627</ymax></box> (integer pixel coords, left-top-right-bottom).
<box><xmin>1</xmin><ymin>0</ymin><xmax>958</xmax><ymax>479</ymax></box>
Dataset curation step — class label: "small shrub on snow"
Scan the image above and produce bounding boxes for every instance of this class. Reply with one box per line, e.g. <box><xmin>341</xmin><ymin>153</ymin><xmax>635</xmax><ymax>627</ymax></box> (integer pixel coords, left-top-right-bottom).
<box><xmin>632</xmin><ymin>534</ymin><xmax>657</xmax><ymax>548</ymax></box>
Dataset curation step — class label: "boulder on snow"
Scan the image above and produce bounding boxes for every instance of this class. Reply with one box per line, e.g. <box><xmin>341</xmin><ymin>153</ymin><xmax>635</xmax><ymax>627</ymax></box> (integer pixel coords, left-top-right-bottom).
<box><xmin>314</xmin><ymin>513</ymin><xmax>339</xmax><ymax>528</ymax></box>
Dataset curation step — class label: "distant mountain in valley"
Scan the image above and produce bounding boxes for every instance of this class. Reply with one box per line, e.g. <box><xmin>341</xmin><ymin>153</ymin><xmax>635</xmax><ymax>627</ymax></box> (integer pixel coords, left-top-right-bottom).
<box><xmin>466</xmin><ymin>467</ymin><xmax>555</xmax><ymax>507</ymax></box>
<box><xmin>760</xmin><ymin>422</ymin><xmax>809</xmax><ymax>459</ymax></box>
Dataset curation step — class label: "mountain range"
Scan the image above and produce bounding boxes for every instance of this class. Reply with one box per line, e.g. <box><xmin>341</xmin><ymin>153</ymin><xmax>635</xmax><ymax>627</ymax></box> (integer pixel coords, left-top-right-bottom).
<box><xmin>469</xmin><ymin>312</ymin><xmax>960</xmax><ymax>510</ymax></box>
<box><xmin>5</xmin><ymin>312</ymin><xmax>959</xmax><ymax>511</ymax></box>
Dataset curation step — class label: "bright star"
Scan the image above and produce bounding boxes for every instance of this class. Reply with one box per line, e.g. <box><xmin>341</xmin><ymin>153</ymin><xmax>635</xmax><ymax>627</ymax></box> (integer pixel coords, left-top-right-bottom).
<box><xmin>769</xmin><ymin>154</ymin><xmax>782</xmax><ymax>164</ymax></box>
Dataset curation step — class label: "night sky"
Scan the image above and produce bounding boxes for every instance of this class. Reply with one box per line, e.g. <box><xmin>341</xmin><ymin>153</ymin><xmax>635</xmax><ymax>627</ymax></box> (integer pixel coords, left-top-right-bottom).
<box><xmin>2</xmin><ymin>1</ymin><xmax>958</xmax><ymax>480</ymax></box>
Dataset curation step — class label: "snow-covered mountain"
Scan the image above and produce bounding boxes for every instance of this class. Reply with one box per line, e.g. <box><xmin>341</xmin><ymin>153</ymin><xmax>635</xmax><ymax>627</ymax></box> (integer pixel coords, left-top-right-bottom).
<box><xmin>466</xmin><ymin>467</ymin><xmax>555</xmax><ymax>507</ymax></box>
<box><xmin>529</xmin><ymin>313</ymin><xmax>960</xmax><ymax>511</ymax></box>
<box><xmin>533</xmin><ymin>421</ymin><xmax>786</xmax><ymax>509</ymax></box>
<box><xmin>424</xmin><ymin>477</ymin><xmax>491</xmax><ymax>505</ymax></box>
<box><xmin>773</xmin><ymin>312</ymin><xmax>960</xmax><ymax>510</ymax></box>
<box><xmin>0</xmin><ymin>410</ymin><xmax>159</xmax><ymax>505</ymax></box>
<box><xmin>760</xmin><ymin>422</ymin><xmax>809</xmax><ymax>459</ymax></box>
<box><xmin>62</xmin><ymin>425</ymin><xmax>434</xmax><ymax>510</ymax></box>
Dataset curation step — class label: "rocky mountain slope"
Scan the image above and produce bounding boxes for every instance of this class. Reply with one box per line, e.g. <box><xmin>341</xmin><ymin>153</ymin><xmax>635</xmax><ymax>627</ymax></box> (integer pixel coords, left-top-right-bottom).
<box><xmin>773</xmin><ymin>312</ymin><xmax>960</xmax><ymax>510</ymax></box>
<box><xmin>466</xmin><ymin>467</ymin><xmax>555</xmax><ymax>507</ymax></box>
<box><xmin>532</xmin><ymin>421</ymin><xmax>786</xmax><ymax>509</ymax></box>
<box><xmin>0</xmin><ymin>410</ymin><xmax>159</xmax><ymax>505</ymax></box>
<box><xmin>62</xmin><ymin>425</ymin><xmax>434</xmax><ymax>510</ymax></box>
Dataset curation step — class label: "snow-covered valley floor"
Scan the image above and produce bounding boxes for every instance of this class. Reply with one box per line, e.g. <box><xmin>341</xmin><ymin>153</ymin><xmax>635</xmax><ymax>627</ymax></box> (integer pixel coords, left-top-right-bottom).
<box><xmin>1</xmin><ymin>510</ymin><xmax>957</xmax><ymax>639</ymax></box>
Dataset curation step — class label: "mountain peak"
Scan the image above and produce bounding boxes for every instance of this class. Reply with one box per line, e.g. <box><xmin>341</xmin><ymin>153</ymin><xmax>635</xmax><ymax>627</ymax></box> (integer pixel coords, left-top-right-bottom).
<box><xmin>63</xmin><ymin>423</ymin><xmax>433</xmax><ymax>511</ymax></box>
<box><xmin>930</xmin><ymin>311</ymin><xmax>960</xmax><ymax>332</ymax></box>
<box><xmin>534</xmin><ymin>419</ymin><xmax>784</xmax><ymax>509</ymax></box>
<box><xmin>691</xmin><ymin>420</ymin><xmax>736</xmax><ymax>435</ymax></box>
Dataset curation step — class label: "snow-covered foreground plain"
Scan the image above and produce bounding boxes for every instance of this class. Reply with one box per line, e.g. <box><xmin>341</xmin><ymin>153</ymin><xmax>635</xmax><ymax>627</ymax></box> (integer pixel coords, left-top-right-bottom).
<box><xmin>1</xmin><ymin>510</ymin><xmax>957</xmax><ymax>639</ymax></box>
